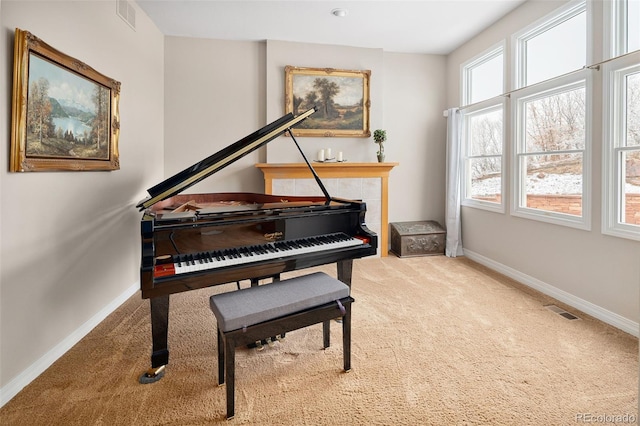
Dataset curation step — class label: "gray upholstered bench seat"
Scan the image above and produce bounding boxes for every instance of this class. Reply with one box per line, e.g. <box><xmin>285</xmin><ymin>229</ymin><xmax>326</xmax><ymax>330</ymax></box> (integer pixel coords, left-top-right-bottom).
<box><xmin>210</xmin><ymin>271</ymin><xmax>350</xmax><ymax>332</ymax></box>
<box><xmin>210</xmin><ymin>271</ymin><xmax>354</xmax><ymax>419</ymax></box>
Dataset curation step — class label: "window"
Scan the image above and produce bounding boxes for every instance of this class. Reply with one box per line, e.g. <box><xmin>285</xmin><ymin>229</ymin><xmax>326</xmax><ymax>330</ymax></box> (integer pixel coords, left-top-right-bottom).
<box><xmin>514</xmin><ymin>1</ymin><xmax>587</xmax><ymax>88</ymax></box>
<box><xmin>511</xmin><ymin>0</ymin><xmax>591</xmax><ymax>229</ymax></box>
<box><xmin>603</xmin><ymin>0</ymin><xmax>640</xmax><ymax>241</ymax></box>
<box><xmin>603</xmin><ymin>58</ymin><xmax>640</xmax><ymax>240</ymax></box>
<box><xmin>628</xmin><ymin>0</ymin><xmax>640</xmax><ymax>52</ymax></box>
<box><xmin>462</xmin><ymin>103</ymin><xmax>505</xmax><ymax>212</ymax></box>
<box><xmin>512</xmin><ymin>76</ymin><xmax>590</xmax><ymax>228</ymax></box>
<box><xmin>461</xmin><ymin>44</ymin><xmax>506</xmax><ymax>212</ymax></box>
<box><xmin>606</xmin><ymin>0</ymin><xmax>640</xmax><ymax>57</ymax></box>
<box><xmin>462</xmin><ymin>44</ymin><xmax>504</xmax><ymax>105</ymax></box>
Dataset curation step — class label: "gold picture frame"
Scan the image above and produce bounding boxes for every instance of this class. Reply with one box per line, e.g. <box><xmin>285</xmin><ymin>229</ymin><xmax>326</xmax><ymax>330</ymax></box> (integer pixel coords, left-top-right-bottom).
<box><xmin>10</xmin><ymin>28</ymin><xmax>121</xmax><ymax>172</ymax></box>
<box><xmin>285</xmin><ymin>66</ymin><xmax>370</xmax><ymax>138</ymax></box>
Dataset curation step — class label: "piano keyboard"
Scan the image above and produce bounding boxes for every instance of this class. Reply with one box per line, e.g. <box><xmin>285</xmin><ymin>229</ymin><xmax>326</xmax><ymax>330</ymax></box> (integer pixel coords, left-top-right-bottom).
<box><xmin>154</xmin><ymin>232</ymin><xmax>365</xmax><ymax>277</ymax></box>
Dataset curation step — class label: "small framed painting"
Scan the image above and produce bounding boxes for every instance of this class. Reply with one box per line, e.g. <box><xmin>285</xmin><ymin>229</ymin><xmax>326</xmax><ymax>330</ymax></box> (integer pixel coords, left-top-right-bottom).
<box><xmin>285</xmin><ymin>66</ymin><xmax>370</xmax><ymax>138</ymax></box>
<box><xmin>10</xmin><ymin>28</ymin><xmax>121</xmax><ymax>172</ymax></box>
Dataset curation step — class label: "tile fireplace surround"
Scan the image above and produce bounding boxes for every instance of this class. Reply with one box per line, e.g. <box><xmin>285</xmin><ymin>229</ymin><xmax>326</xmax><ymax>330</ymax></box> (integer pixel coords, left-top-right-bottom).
<box><xmin>255</xmin><ymin>162</ymin><xmax>398</xmax><ymax>257</ymax></box>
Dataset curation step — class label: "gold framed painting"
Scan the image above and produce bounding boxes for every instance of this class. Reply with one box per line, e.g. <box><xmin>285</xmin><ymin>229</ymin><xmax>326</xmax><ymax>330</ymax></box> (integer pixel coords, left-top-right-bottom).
<box><xmin>285</xmin><ymin>66</ymin><xmax>370</xmax><ymax>138</ymax></box>
<box><xmin>10</xmin><ymin>28</ymin><xmax>121</xmax><ymax>172</ymax></box>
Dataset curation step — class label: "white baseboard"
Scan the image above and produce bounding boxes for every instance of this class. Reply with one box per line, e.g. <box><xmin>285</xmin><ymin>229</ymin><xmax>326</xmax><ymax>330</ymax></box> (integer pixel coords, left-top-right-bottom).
<box><xmin>463</xmin><ymin>249</ymin><xmax>639</xmax><ymax>338</ymax></box>
<box><xmin>0</xmin><ymin>284</ymin><xmax>139</xmax><ymax>407</ymax></box>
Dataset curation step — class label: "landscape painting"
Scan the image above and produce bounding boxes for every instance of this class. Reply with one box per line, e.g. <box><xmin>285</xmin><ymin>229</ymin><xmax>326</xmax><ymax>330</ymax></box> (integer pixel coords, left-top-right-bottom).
<box><xmin>285</xmin><ymin>66</ymin><xmax>370</xmax><ymax>137</ymax></box>
<box><xmin>11</xmin><ymin>29</ymin><xmax>120</xmax><ymax>172</ymax></box>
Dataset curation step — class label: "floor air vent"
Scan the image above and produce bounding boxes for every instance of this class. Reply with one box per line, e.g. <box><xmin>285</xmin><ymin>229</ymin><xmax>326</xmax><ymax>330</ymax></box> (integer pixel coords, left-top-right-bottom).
<box><xmin>545</xmin><ymin>304</ymin><xmax>580</xmax><ymax>320</ymax></box>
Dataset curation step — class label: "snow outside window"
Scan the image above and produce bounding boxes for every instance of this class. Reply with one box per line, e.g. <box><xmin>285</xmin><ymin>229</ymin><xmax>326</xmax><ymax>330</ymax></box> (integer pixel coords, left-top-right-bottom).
<box><xmin>510</xmin><ymin>0</ymin><xmax>591</xmax><ymax>230</ymax></box>
<box><xmin>603</xmin><ymin>58</ymin><xmax>640</xmax><ymax>241</ymax></box>
<box><xmin>462</xmin><ymin>103</ymin><xmax>505</xmax><ymax>213</ymax></box>
<box><xmin>512</xmin><ymin>75</ymin><xmax>591</xmax><ymax>230</ymax></box>
<box><xmin>460</xmin><ymin>44</ymin><xmax>506</xmax><ymax>213</ymax></box>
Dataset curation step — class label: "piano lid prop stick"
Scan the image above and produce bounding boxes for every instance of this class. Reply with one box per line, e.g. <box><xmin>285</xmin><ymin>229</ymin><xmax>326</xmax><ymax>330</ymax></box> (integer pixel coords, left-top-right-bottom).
<box><xmin>287</xmin><ymin>128</ymin><xmax>332</xmax><ymax>204</ymax></box>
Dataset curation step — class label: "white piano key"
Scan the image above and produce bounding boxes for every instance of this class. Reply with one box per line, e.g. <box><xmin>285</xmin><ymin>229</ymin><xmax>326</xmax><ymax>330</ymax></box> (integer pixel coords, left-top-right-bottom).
<box><xmin>172</xmin><ymin>233</ymin><xmax>364</xmax><ymax>275</ymax></box>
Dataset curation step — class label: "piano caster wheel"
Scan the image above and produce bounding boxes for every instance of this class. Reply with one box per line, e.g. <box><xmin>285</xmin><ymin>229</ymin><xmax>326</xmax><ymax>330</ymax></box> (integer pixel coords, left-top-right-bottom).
<box><xmin>139</xmin><ymin>365</ymin><xmax>165</xmax><ymax>384</ymax></box>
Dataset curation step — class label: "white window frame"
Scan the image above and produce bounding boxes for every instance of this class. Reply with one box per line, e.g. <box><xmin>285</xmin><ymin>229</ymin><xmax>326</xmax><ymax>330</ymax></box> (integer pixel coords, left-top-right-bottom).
<box><xmin>604</xmin><ymin>0</ymin><xmax>639</xmax><ymax>58</ymax></box>
<box><xmin>602</xmin><ymin>53</ymin><xmax>640</xmax><ymax>241</ymax></box>
<box><xmin>508</xmin><ymin>0</ymin><xmax>592</xmax><ymax>230</ymax></box>
<box><xmin>511</xmin><ymin>71</ymin><xmax>592</xmax><ymax>230</ymax></box>
<box><xmin>461</xmin><ymin>41</ymin><xmax>506</xmax><ymax>106</ymax></box>
<box><xmin>460</xmin><ymin>42</ymin><xmax>506</xmax><ymax>213</ymax></box>
<box><xmin>512</xmin><ymin>0</ymin><xmax>589</xmax><ymax>90</ymax></box>
<box><xmin>461</xmin><ymin>100</ymin><xmax>507</xmax><ymax>213</ymax></box>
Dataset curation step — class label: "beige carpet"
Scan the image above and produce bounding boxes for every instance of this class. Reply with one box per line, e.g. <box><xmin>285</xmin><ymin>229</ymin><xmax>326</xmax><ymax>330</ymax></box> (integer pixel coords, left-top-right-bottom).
<box><xmin>1</xmin><ymin>256</ymin><xmax>637</xmax><ymax>425</ymax></box>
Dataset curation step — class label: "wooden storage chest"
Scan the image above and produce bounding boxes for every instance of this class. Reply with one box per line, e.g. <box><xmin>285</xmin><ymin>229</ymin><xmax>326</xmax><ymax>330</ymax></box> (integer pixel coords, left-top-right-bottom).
<box><xmin>390</xmin><ymin>221</ymin><xmax>446</xmax><ymax>257</ymax></box>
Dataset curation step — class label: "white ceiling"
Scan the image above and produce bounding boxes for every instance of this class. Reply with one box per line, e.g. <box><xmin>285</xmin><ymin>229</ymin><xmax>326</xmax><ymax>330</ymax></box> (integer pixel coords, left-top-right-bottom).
<box><xmin>136</xmin><ymin>0</ymin><xmax>527</xmax><ymax>55</ymax></box>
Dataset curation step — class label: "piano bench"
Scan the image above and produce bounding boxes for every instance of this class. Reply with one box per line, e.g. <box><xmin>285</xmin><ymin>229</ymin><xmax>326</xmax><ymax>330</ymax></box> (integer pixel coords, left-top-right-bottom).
<box><xmin>209</xmin><ymin>271</ymin><xmax>354</xmax><ymax>420</ymax></box>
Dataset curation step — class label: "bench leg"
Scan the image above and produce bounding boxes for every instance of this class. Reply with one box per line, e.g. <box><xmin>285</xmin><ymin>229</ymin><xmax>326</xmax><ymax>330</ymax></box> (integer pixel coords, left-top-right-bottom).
<box><xmin>343</xmin><ymin>304</ymin><xmax>351</xmax><ymax>372</ymax></box>
<box><xmin>225</xmin><ymin>336</ymin><xmax>236</xmax><ymax>419</ymax></box>
<box><xmin>322</xmin><ymin>320</ymin><xmax>330</xmax><ymax>348</ymax></box>
<box><xmin>217</xmin><ymin>327</ymin><xmax>225</xmax><ymax>385</ymax></box>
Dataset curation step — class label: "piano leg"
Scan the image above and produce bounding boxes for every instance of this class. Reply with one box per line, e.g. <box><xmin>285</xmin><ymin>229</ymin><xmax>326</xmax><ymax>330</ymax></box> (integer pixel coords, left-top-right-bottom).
<box><xmin>337</xmin><ymin>259</ymin><xmax>353</xmax><ymax>287</ymax></box>
<box><xmin>248</xmin><ymin>275</ymin><xmax>284</xmax><ymax>349</ymax></box>
<box><xmin>139</xmin><ymin>295</ymin><xmax>170</xmax><ymax>384</ymax></box>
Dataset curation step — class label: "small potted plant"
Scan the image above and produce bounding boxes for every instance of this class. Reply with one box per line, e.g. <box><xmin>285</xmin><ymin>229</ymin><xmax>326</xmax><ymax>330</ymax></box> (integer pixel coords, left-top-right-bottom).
<box><xmin>373</xmin><ymin>129</ymin><xmax>387</xmax><ymax>162</ymax></box>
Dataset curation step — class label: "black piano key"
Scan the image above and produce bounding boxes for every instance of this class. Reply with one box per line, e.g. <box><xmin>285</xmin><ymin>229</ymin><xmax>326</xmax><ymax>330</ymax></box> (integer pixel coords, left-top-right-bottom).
<box><xmin>167</xmin><ymin>232</ymin><xmax>364</xmax><ymax>277</ymax></box>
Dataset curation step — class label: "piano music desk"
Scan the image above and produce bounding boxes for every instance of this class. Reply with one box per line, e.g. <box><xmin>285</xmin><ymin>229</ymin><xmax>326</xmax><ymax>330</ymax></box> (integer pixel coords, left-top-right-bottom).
<box><xmin>209</xmin><ymin>272</ymin><xmax>353</xmax><ymax>419</ymax></box>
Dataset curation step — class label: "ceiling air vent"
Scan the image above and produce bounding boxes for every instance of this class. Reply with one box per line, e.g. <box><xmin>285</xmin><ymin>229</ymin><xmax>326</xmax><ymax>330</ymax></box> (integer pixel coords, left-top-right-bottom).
<box><xmin>117</xmin><ymin>0</ymin><xmax>136</xmax><ymax>30</ymax></box>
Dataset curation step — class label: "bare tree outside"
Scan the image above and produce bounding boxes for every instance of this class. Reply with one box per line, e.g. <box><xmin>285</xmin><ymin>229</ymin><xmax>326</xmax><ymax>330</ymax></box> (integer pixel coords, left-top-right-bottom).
<box><xmin>468</xmin><ymin>108</ymin><xmax>502</xmax><ymax>201</ymax></box>
<box><xmin>468</xmin><ymin>87</ymin><xmax>587</xmax><ymax>215</ymax></box>
<box><xmin>464</xmin><ymin>4</ymin><xmax>640</xmax><ymax>225</ymax></box>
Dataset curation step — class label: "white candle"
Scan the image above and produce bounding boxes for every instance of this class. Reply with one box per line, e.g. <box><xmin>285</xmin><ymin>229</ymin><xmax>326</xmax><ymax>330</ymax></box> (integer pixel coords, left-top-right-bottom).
<box><xmin>337</xmin><ymin>151</ymin><xmax>343</xmax><ymax>162</ymax></box>
<box><xmin>317</xmin><ymin>149</ymin><xmax>325</xmax><ymax>161</ymax></box>
<box><xmin>325</xmin><ymin>148</ymin><xmax>332</xmax><ymax>159</ymax></box>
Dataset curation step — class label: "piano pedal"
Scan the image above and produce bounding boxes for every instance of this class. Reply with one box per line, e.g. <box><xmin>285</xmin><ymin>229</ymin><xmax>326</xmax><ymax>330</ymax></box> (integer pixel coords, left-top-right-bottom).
<box><xmin>255</xmin><ymin>340</ymin><xmax>265</xmax><ymax>351</ymax></box>
<box><xmin>276</xmin><ymin>333</ymin><xmax>286</xmax><ymax>342</ymax></box>
<box><xmin>266</xmin><ymin>337</ymin><xmax>275</xmax><ymax>347</ymax></box>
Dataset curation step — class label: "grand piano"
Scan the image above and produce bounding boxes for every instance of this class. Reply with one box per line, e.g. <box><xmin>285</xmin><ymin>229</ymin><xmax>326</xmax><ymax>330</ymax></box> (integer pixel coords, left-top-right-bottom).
<box><xmin>136</xmin><ymin>107</ymin><xmax>377</xmax><ymax>383</ymax></box>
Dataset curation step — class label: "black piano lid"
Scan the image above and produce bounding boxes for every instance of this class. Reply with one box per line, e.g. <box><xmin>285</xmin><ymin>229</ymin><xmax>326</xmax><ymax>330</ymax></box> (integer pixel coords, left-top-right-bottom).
<box><xmin>136</xmin><ymin>107</ymin><xmax>317</xmax><ymax>211</ymax></box>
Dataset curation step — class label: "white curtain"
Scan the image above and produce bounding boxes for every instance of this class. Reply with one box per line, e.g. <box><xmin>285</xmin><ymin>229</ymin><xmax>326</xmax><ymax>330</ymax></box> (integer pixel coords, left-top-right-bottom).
<box><xmin>445</xmin><ymin>108</ymin><xmax>464</xmax><ymax>257</ymax></box>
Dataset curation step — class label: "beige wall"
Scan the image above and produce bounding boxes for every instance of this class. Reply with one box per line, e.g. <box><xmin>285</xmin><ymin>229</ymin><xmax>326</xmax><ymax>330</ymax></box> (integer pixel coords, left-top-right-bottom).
<box><xmin>264</xmin><ymin>40</ymin><xmax>384</xmax><ymax>163</ymax></box>
<box><xmin>446</xmin><ymin>0</ymin><xmax>639</xmax><ymax>330</ymax></box>
<box><xmin>382</xmin><ymin>52</ymin><xmax>447</xmax><ymax>224</ymax></box>
<box><xmin>164</xmin><ymin>37</ymin><xmax>267</xmax><ymax>194</ymax></box>
<box><xmin>164</xmin><ymin>37</ymin><xmax>448</xmax><ymax>225</ymax></box>
<box><xmin>0</xmin><ymin>0</ymin><xmax>164</xmax><ymax>399</ymax></box>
